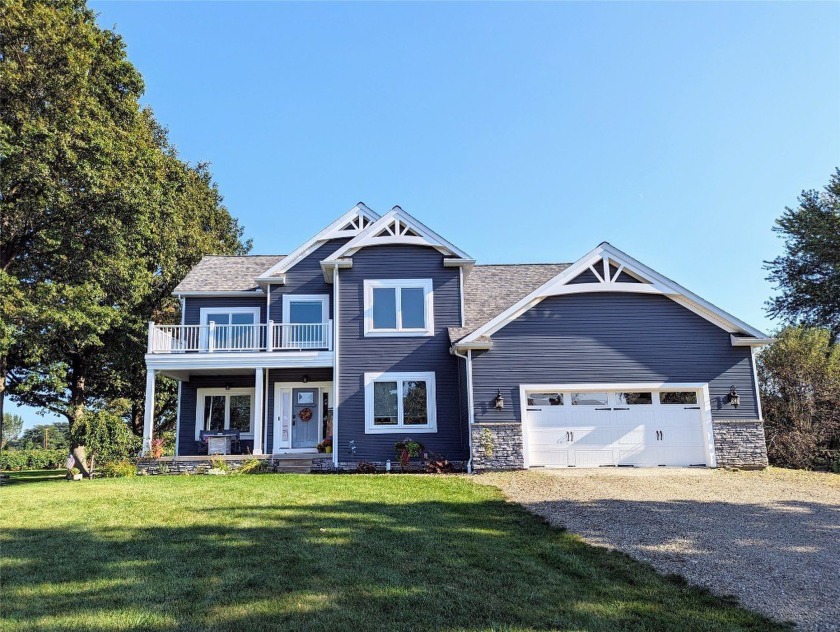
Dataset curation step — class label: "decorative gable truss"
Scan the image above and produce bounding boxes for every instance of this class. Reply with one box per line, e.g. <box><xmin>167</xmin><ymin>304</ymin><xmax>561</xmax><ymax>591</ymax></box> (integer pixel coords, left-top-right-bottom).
<box><xmin>320</xmin><ymin>207</ymin><xmax>475</xmax><ymax>280</ymax></box>
<box><xmin>255</xmin><ymin>203</ymin><xmax>380</xmax><ymax>284</ymax></box>
<box><xmin>455</xmin><ymin>242</ymin><xmax>772</xmax><ymax>350</ymax></box>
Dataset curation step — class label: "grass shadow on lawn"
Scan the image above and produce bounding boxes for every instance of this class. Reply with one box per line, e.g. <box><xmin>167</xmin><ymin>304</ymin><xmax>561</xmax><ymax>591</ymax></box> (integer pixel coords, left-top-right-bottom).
<box><xmin>0</xmin><ymin>475</ymin><xmax>789</xmax><ymax>632</ymax></box>
<box><xmin>0</xmin><ymin>469</ymin><xmax>65</xmax><ymax>486</ymax></box>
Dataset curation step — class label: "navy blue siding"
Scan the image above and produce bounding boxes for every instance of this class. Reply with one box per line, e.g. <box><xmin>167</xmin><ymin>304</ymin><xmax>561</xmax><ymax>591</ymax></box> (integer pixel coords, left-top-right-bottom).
<box><xmin>183</xmin><ymin>296</ymin><xmax>267</xmax><ymax>325</ymax></box>
<box><xmin>471</xmin><ymin>292</ymin><xmax>759</xmax><ymax>424</ymax></box>
<box><xmin>567</xmin><ymin>268</ymin><xmax>600</xmax><ymax>284</ymax></box>
<box><xmin>338</xmin><ymin>245</ymin><xmax>466</xmax><ymax>462</ymax></box>
<box><xmin>268</xmin><ymin>239</ymin><xmax>350</xmax><ymax>323</ymax></box>
<box><xmin>265</xmin><ymin>367</ymin><xmax>333</xmax><ymax>452</ymax></box>
<box><xmin>178</xmin><ymin>374</ymin><xmax>256</xmax><ymax>456</ymax></box>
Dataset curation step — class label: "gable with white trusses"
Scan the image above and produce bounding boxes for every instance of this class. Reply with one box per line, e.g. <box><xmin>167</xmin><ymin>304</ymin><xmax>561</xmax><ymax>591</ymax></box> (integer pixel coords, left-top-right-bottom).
<box><xmin>454</xmin><ymin>242</ymin><xmax>772</xmax><ymax>350</ymax></box>
<box><xmin>255</xmin><ymin>203</ymin><xmax>381</xmax><ymax>284</ymax></box>
<box><xmin>320</xmin><ymin>206</ymin><xmax>475</xmax><ymax>281</ymax></box>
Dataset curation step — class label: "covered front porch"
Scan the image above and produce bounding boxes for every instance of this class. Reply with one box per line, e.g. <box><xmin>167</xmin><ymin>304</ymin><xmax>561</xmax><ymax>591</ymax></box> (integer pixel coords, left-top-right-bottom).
<box><xmin>143</xmin><ymin>354</ymin><xmax>335</xmax><ymax>460</ymax></box>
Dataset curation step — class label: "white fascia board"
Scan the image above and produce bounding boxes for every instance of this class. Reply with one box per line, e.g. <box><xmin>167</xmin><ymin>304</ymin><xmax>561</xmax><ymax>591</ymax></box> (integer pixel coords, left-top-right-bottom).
<box><xmin>171</xmin><ymin>290</ymin><xmax>265</xmax><ymax>298</ymax></box>
<box><xmin>255</xmin><ymin>203</ymin><xmax>380</xmax><ymax>282</ymax></box>
<box><xmin>452</xmin><ymin>340</ymin><xmax>493</xmax><ymax>351</ymax></box>
<box><xmin>460</xmin><ymin>242</ymin><xmax>769</xmax><ymax>344</ymax></box>
<box><xmin>320</xmin><ymin>259</ymin><xmax>353</xmax><ymax>282</ymax></box>
<box><xmin>443</xmin><ymin>258</ymin><xmax>476</xmax><ymax>268</ymax></box>
<box><xmin>321</xmin><ymin>207</ymin><xmax>473</xmax><ymax>265</ymax></box>
<box><xmin>730</xmin><ymin>335</ymin><xmax>776</xmax><ymax>347</ymax></box>
<box><xmin>145</xmin><ymin>351</ymin><xmax>334</xmax><ymax>371</ymax></box>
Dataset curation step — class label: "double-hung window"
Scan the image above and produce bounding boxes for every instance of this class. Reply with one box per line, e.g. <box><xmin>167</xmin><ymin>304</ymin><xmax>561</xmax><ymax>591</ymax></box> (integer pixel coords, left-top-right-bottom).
<box><xmin>194</xmin><ymin>388</ymin><xmax>254</xmax><ymax>439</ymax></box>
<box><xmin>363</xmin><ymin>279</ymin><xmax>434</xmax><ymax>336</ymax></box>
<box><xmin>199</xmin><ymin>307</ymin><xmax>261</xmax><ymax>351</ymax></box>
<box><xmin>364</xmin><ymin>372</ymin><xmax>437</xmax><ymax>433</ymax></box>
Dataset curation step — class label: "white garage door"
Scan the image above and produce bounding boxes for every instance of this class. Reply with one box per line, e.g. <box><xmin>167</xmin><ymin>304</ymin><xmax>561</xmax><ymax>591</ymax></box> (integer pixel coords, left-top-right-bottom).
<box><xmin>525</xmin><ymin>388</ymin><xmax>708</xmax><ymax>468</ymax></box>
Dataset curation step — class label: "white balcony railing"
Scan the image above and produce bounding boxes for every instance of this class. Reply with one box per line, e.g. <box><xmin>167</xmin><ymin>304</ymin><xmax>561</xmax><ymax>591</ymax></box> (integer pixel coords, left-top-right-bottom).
<box><xmin>147</xmin><ymin>321</ymin><xmax>332</xmax><ymax>354</ymax></box>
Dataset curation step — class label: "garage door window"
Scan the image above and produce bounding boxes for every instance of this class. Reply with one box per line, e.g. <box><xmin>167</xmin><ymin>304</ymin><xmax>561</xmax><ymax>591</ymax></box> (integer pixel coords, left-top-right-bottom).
<box><xmin>659</xmin><ymin>392</ymin><xmax>698</xmax><ymax>405</ymax></box>
<box><xmin>571</xmin><ymin>392</ymin><xmax>608</xmax><ymax>406</ymax></box>
<box><xmin>528</xmin><ymin>393</ymin><xmax>563</xmax><ymax>406</ymax></box>
<box><xmin>617</xmin><ymin>392</ymin><xmax>653</xmax><ymax>405</ymax></box>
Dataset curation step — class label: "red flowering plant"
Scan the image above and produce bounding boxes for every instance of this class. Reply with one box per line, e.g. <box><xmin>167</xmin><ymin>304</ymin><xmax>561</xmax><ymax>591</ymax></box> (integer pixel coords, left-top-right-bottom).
<box><xmin>393</xmin><ymin>438</ymin><xmax>425</xmax><ymax>469</ymax></box>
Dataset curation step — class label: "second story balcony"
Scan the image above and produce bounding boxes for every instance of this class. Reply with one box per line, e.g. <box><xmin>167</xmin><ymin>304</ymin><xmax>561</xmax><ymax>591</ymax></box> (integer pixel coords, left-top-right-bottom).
<box><xmin>147</xmin><ymin>321</ymin><xmax>333</xmax><ymax>354</ymax></box>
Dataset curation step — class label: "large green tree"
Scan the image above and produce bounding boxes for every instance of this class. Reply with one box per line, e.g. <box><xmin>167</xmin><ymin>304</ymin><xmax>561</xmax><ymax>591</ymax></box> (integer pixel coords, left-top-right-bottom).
<box><xmin>766</xmin><ymin>169</ymin><xmax>840</xmax><ymax>343</ymax></box>
<box><xmin>1</xmin><ymin>413</ymin><xmax>23</xmax><ymax>448</ymax></box>
<box><xmin>757</xmin><ymin>326</ymin><xmax>840</xmax><ymax>470</ymax></box>
<box><xmin>1</xmin><ymin>0</ymin><xmax>249</xmax><ymax>474</ymax></box>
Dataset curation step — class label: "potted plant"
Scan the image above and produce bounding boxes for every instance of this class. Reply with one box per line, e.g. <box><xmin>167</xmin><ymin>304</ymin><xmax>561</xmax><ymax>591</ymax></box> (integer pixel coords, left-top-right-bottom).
<box><xmin>394</xmin><ymin>438</ymin><xmax>424</xmax><ymax>470</ymax></box>
<box><xmin>317</xmin><ymin>437</ymin><xmax>333</xmax><ymax>453</ymax></box>
<box><xmin>67</xmin><ymin>467</ymin><xmax>82</xmax><ymax>481</ymax></box>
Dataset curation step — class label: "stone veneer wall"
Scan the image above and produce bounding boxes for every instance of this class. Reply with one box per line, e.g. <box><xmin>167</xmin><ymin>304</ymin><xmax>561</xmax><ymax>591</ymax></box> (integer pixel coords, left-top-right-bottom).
<box><xmin>311</xmin><ymin>459</ymin><xmax>467</xmax><ymax>473</ymax></box>
<box><xmin>712</xmin><ymin>419</ymin><xmax>769</xmax><ymax>469</ymax></box>
<box><xmin>470</xmin><ymin>424</ymin><xmax>524</xmax><ymax>471</ymax></box>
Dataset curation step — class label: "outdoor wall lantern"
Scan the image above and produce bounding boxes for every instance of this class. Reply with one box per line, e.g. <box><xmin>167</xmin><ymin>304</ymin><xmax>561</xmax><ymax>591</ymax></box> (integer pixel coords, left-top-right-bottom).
<box><xmin>302</xmin><ymin>374</ymin><xmax>309</xmax><ymax>384</ymax></box>
<box><xmin>494</xmin><ymin>389</ymin><xmax>505</xmax><ymax>410</ymax></box>
<box><xmin>728</xmin><ymin>385</ymin><xmax>740</xmax><ymax>409</ymax></box>
<box><xmin>224</xmin><ymin>383</ymin><xmax>231</xmax><ymax>391</ymax></box>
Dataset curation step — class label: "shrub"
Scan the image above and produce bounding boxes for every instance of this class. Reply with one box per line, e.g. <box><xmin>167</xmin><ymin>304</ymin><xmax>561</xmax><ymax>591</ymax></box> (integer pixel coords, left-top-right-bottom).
<box><xmin>0</xmin><ymin>449</ymin><xmax>67</xmax><ymax>471</ymax></box>
<box><xmin>98</xmin><ymin>460</ymin><xmax>137</xmax><ymax>478</ymax></box>
<box><xmin>356</xmin><ymin>461</ymin><xmax>377</xmax><ymax>474</ymax></box>
<box><xmin>235</xmin><ymin>459</ymin><xmax>267</xmax><ymax>475</ymax></box>
<box><xmin>208</xmin><ymin>456</ymin><xmax>229</xmax><ymax>473</ymax></box>
<box><xmin>393</xmin><ymin>438</ymin><xmax>424</xmax><ymax>468</ymax></box>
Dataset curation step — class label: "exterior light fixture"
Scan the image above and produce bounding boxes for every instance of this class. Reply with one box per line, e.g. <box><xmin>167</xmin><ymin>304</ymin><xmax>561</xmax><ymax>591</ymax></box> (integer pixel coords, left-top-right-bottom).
<box><xmin>494</xmin><ymin>389</ymin><xmax>505</xmax><ymax>410</ymax></box>
<box><xmin>302</xmin><ymin>375</ymin><xmax>309</xmax><ymax>384</ymax></box>
<box><xmin>728</xmin><ymin>385</ymin><xmax>740</xmax><ymax>409</ymax></box>
<box><xmin>224</xmin><ymin>383</ymin><xmax>231</xmax><ymax>391</ymax></box>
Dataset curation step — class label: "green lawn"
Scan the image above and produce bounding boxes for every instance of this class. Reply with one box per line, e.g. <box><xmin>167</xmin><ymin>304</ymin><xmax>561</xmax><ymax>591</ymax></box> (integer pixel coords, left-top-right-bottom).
<box><xmin>0</xmin><ymin>474</ymin><xmax>785</xmax><ymax>632</ymax></box>
<box><xmin>1</xmin><ymin>469</ymin><xmax>66</xmax><ymax>486</ymax></box>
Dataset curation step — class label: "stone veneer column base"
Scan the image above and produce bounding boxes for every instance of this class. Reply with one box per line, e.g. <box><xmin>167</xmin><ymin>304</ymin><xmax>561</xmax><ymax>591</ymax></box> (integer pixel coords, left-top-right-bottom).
<box><xmin>470</xmin><ymin>423</ymin><xmax>524</xmax><ymax>471</ymax></box>
<box><xmin>712</xmin><ymin>420</ymin><xmax>768</xmax><ymax>469</ymax></box>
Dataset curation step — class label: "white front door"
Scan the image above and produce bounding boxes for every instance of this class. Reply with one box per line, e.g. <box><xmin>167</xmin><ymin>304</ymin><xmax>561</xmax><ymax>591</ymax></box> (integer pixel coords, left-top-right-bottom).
<box><xmin>524</xmin><ymin>388</ymin><xmax>709</xmax><ymax>468</ymax></box>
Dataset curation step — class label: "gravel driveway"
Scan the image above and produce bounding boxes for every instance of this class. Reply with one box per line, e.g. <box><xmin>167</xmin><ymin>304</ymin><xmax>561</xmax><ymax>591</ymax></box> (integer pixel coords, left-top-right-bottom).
<box><xmin>479</xmin><ymin>467</ymin><xmax>840</xmax><ymax>632</ymax></box>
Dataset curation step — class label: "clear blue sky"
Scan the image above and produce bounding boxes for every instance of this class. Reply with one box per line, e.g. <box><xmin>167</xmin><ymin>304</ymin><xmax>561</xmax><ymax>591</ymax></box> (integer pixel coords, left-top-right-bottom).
<box><xmin>9</xmin><ymin>1</ymin><xmax>839</xmax><ymax>429</ymax></box>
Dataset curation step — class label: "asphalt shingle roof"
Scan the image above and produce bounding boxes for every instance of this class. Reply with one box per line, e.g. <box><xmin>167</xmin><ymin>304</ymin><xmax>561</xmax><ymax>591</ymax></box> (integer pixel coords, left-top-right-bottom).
<box><xmin>173</xmin><ymin>255</ymin><xmax>570</xmax><ymax>341</ymax></box>
<box><xmin>448</xmin><ymin>263</ymin><xmax>570</xmax><ymax>342</ymax></box>
<box><xmin>173</xmin><ymin>255</ymin><xmax>284</xmax><ymax>293</ymax></box>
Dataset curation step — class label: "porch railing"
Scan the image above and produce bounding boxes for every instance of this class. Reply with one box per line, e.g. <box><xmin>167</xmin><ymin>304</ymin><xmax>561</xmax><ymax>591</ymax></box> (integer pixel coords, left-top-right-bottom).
<box><xmin>147</xmin><ymin>321</ymin><xmax>332</xmax><ymax>353</ymax></box>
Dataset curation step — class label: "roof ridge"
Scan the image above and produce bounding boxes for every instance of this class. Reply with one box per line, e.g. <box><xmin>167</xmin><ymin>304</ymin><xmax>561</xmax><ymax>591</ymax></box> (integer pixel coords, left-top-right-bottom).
<box><xmin>201</xmin><ymin>254</ymin><xmax>286</xmax><ymax>258</ymax></box>
<box><xmin>475</xmin><ymin>262</ymin><xmax>571</xmax><ymax>267</ymax></box>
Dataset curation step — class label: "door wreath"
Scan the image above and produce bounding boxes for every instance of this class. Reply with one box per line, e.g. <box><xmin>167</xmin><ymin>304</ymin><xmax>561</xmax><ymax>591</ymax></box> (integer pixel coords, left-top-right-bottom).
<box><xmin>298</xmin><ymin>407</ymin><xmax>313</xmax><ymax>422</ymax></box>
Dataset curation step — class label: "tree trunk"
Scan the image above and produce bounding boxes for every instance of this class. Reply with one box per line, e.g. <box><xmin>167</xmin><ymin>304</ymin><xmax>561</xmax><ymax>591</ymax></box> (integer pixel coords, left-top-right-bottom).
<box><xmin>69</xmin><ymin>356</ymin><xmax>91</xmax><ymax>477</ymax></box>
<box><xmin>0</xmin><ymin>354</ymin><xmax>5</xmax><ymax>448</ymax></box>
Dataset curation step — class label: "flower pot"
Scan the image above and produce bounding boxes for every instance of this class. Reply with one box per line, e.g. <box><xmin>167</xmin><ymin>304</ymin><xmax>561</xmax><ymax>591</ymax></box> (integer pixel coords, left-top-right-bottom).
<box><xmin>325</xmin><ymin>446</ymin><xmax>333</xmax><ymax>453</ymax></box>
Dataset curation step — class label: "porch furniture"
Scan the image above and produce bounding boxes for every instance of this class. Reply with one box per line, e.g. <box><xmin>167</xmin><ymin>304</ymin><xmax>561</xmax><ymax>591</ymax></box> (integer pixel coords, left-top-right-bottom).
<box><xmin>199</xmin><ymin>430</ymin><xmax>241</xmax><ymax>455</ymax></box>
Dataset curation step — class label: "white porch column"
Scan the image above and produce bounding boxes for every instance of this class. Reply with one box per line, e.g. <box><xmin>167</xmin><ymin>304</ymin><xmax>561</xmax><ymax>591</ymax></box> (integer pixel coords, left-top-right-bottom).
<box><xmin>142</xmin><ymin>369</ymin><xmax>156</xmax><ymax>455</ymax></box>
<box><xmin>252</xmin><ymin>368</ymin><xmax>264</xmax><ymax>455</ymax></box>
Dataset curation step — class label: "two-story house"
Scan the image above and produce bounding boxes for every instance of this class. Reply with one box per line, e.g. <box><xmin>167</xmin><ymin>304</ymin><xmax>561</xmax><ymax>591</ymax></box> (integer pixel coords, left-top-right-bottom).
<box><xmin>142</xmin><ymin>203</ymin><xmax>772</xmax><ymax>471</ymax></box>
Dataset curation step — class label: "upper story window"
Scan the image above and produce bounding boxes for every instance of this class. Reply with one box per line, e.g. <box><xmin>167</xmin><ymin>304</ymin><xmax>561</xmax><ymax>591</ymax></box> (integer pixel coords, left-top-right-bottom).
<box><xmin>363</xmin><ymin>279</ymin><xmax>434</xmax><ymax>337</ymax></box>
<box><xmin>199</xmin><ymin>307</ymin><xmax>260</xmax><ymax>351</ymax></box>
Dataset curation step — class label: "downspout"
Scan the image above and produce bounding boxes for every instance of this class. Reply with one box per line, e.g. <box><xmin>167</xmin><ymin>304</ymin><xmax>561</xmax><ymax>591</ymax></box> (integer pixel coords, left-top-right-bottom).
<box><xmin>452</xmin><ymin>347</ymin><xmax>475</xmax><ymax>473</ymax></box>
<box><xmin>332</xmin><ymin>264</ymin><xmax>340</xmax><ymax>469</ymax></box>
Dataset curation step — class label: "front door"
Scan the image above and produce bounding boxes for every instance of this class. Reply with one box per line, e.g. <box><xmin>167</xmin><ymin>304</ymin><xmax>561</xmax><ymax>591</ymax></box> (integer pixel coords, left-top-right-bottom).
<box><xmin>291</xmin><ymin>388</ymin><xmax>319</xmax><ymax>448</ymax></box>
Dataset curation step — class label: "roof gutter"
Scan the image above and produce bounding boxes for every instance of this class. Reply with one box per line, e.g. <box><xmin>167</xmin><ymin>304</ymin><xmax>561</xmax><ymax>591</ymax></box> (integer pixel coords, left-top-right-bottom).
<box><xmin>730</xmin><ymin>335</ymin><xmax>776</xmax><ymax>347</ymax></box>
<box><xmin>453</xmin><ymin>340</ymin><xmax>493</xmax><ymax>353</ymax></box>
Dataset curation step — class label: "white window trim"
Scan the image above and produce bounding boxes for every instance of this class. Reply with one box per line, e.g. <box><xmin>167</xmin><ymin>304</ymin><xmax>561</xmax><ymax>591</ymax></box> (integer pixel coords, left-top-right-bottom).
<box><xmin>281</xmin><ymin>294</ymin><xmax>329</xmax><ymax>324</ymax></box>
<box><xmin>194</xmin><ymin>387</ymin><xmax>256</xmax><ymax>440</ymax></box>
<box><xmin>363</xmin><ymin>279</ymin><xmax>434</xmax><ymax>337</ymax></box>
<box><xmin>364</xmin><ymin>371</ymin><xmax>437</xmax><ymax>434</ymax></box>
<box><xmin>199</xmin><ymin>306</ymin><xmax>261</xmax><ymax>326</ymax></box>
